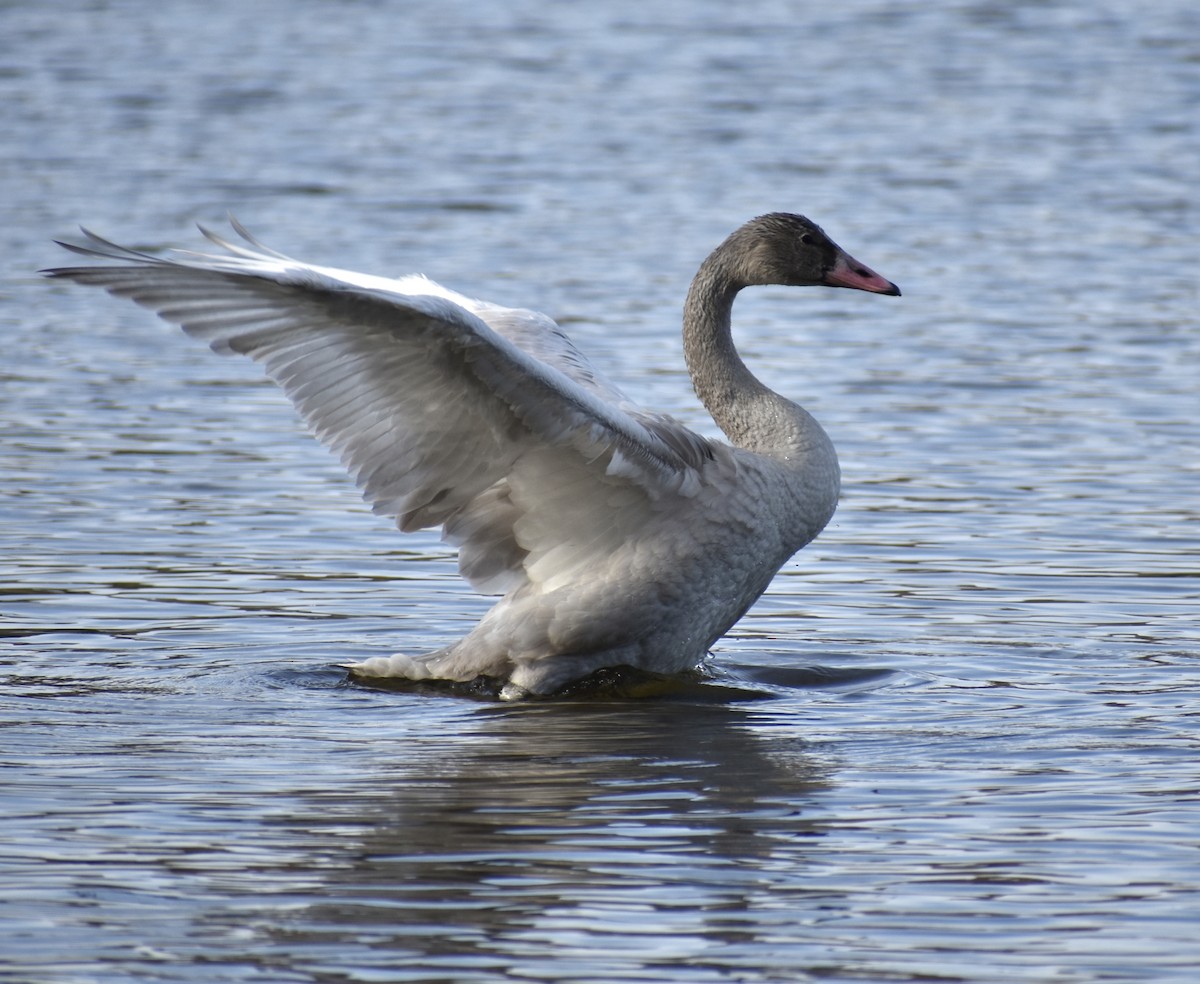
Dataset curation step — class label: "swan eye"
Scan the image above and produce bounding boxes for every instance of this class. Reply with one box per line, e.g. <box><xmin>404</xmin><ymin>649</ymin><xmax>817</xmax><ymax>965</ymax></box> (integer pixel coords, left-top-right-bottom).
<box><xmin>799</xmin><ymin>233</ymin><xmax>817</xmax><ymax>246</ymax></box>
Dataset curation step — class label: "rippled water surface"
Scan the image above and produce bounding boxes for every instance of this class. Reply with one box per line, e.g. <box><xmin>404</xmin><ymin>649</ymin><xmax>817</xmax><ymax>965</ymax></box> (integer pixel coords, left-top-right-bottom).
<box><xmin>3</xmin><ymin>1</ymin><xmax>1199</xmax><ymax>981</ymax></box>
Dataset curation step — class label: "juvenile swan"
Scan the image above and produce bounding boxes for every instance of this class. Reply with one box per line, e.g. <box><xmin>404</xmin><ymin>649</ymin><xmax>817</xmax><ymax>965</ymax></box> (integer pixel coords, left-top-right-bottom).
<box><xmin>45</xmin><ymin>214</ymin><xmax>900</xmax><ymax>698</ymax></box>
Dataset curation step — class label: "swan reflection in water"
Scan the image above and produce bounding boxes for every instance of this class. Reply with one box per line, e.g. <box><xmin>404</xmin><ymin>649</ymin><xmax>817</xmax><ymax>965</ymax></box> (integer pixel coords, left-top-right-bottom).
<box><xmin>45</xmin><ymin>215</ymin><xmax>900</xmax><ymax>698</ymax></box>
<box><xmin>249</xmin><ymin>692</ymin><xmax>833</xmax><ymax>971</ymax></box>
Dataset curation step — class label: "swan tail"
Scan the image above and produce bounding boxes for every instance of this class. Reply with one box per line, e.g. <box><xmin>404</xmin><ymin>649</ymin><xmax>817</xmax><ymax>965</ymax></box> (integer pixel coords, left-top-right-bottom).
<box><xmin>344</xmin><ymin>652</ymin><xmax>436</xmax><ymax>680</ymax></box>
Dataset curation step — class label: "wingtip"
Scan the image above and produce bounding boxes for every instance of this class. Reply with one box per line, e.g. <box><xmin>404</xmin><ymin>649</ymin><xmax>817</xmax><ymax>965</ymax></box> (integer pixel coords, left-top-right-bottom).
<box><xmin>196</xmin><ymin>220</ymin><xmax>224</xmax><ymax>248</ymax></box>
<box><xmin>44</xmin><ymin>230</ymin><xmax>119</xmax><ymax>266</ymax></box>
<box><xmin>227</xmin><ymin>212</ymin><xmax>253</xmax><ymax>240</ymax></box>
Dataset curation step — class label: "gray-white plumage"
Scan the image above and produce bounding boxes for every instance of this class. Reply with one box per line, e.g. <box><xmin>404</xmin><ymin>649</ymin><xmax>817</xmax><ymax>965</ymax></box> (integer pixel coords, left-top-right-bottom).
<box><xmin>44</xmin><ymin>213</ymin><xmax>899</xmax><ymax>698</ymax></box>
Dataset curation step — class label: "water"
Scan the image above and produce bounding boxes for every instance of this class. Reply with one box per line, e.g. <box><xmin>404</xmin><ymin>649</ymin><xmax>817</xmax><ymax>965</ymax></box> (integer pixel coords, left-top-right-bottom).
<box><xmin>2</xmin><ymin>0</ymin><xmax>1198</xmax><ymax>980</ymax></box>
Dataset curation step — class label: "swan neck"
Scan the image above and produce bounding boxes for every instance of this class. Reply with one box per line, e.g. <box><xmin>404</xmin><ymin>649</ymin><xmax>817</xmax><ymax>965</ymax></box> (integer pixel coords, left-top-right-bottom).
<box><xmin>683</xmin><ymin>255</ymin><xmax>805</xmax><ymax>454</ymax></box>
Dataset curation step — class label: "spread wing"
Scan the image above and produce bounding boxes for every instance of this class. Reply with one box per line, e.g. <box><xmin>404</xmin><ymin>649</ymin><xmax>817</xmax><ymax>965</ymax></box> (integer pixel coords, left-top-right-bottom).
<box><xmin>43</xmin><ymin>221</ymin><xmax>718</xmax><ymax>593</ymax></box>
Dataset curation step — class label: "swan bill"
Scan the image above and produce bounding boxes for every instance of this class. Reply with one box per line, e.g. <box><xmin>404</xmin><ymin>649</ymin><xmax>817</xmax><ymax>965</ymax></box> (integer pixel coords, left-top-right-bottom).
<box><xmin>823</xmin><ymin>250</ymin><xmax>901</xmax><ymax>296</ymax></box>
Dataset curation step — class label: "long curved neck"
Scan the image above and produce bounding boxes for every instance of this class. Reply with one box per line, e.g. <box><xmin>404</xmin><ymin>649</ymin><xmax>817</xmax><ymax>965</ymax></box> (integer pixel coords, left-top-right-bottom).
<box><xmin>682</xmin><ymin>253</ymin><xmax>829</xmax><ymax>461</ymax></box>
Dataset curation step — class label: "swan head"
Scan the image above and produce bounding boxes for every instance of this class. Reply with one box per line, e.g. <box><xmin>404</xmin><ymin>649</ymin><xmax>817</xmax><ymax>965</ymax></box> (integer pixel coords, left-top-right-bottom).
<box><xmin>727</xmin><ymin>212</ymin><xmax>901</xmax><ymax>296</ymax></box>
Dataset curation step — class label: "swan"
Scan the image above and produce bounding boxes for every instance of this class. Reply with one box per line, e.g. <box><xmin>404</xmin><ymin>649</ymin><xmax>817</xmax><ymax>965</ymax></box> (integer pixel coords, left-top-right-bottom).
<box><xmin>44</xmin><ymin>213</ymin><xmax>899</xmax><ymax>699</ymax></box>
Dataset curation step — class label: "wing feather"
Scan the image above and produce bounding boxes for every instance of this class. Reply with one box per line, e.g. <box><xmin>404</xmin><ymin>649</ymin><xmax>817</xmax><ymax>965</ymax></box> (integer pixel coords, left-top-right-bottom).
<box><xmin>44</xmin><ymin>223</ymin><xmax>718</xmax><ymax>590</ymax></box>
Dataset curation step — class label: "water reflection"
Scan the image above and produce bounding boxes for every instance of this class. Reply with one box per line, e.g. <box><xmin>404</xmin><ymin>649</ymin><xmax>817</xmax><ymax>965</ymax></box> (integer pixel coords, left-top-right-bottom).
<box><xmin>262</xmin><ymin>698</ymin><xmax>829</xmax><ymax>970</ymax></box>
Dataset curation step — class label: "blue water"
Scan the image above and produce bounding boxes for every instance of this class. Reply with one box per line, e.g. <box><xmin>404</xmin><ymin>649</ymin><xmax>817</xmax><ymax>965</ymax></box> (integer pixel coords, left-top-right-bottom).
<box><xmin>3</xmin><ymin>1</ymin><xmax>1198</xmax><ymax>981</ymax></box>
